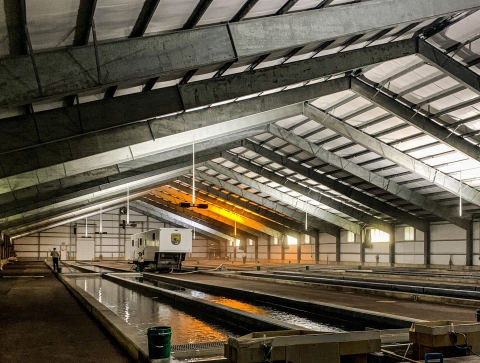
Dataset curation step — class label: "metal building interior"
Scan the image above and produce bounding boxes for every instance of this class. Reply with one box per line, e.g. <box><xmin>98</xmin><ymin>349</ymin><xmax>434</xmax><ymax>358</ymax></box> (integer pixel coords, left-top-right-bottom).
<box><xmin>3</xmin><ymin>0</ymin><xmax>480</xmax><ymax>362</ymax></box>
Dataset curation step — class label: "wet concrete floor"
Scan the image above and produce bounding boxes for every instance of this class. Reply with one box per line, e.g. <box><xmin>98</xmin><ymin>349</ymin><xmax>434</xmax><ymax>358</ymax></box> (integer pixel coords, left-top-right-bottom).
<box><xmin>0</xmin><ymin>262</ymin><xmax>134</xmax><ymax>363</ymax></box>
<box><xmin>160</xmin><ymin>272</ymin><xmax>478</xmax><ymax>322</ymax></box>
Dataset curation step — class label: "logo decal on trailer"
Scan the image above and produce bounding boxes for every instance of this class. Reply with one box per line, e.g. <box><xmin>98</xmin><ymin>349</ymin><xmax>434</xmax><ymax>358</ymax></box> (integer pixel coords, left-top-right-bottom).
<box><xmin>171</xmin><ymin>233</ymin><xmax>181</xmax><ymax>245</ymax></box>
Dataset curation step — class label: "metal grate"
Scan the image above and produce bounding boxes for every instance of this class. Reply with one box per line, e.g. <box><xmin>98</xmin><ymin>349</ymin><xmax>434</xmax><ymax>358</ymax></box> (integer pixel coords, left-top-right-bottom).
<box><xmin>171</xmin><ymin>341</ymin><xmax>225</xmax><ymax>352</ymax></box>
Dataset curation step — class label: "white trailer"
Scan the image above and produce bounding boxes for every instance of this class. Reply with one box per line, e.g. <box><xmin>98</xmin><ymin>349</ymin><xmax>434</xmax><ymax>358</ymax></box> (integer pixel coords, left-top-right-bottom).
<box><xmin>127</xmin><ymin>228</ymin><xmax>192</xmax><ymax>270</ymax></box>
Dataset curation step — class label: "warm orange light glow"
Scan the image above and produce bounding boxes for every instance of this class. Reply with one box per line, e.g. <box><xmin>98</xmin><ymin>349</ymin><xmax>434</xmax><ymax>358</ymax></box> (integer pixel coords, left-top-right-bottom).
<box><xmin>208</xmin><ymin>297</ymin><xmax>267</xmax><ymax>315</ymax></box>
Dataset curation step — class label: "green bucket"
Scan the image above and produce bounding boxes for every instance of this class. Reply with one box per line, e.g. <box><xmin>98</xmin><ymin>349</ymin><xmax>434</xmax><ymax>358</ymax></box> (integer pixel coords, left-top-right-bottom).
<box><xmin>256</xmin><ymin>266</ymin><xmax>261</xmax><ymax>271</ymax></box>
<box><xmin>57</xmin><ymin>267</ymin><xmax>62</xmax><ymax>273</ymax></box>
<box><xmin>194</xmin><ymin>266</ymin><xmax>199</xmax><ymax>271</ymax></box>
<box><xmin>358</xmin><ymin>265</ymin><xmax>362</xmax><ymax>270</ymax></box>
<box><xmin>147</xmin><ymin>326</ymin><xmax>172</xmax><ymax>359</ymax></box>
<box><xmin>306</xmin><ymin>266</ymin><xmax>309</xmax><ymax>271</ymax></box>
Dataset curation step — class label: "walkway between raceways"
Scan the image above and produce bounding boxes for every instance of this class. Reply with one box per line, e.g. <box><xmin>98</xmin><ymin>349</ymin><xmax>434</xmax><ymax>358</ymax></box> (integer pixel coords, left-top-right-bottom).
<box><xmin>0</xmin><ymin>262</ymin><xmax>134</xmax><ymax>363</ymax></box>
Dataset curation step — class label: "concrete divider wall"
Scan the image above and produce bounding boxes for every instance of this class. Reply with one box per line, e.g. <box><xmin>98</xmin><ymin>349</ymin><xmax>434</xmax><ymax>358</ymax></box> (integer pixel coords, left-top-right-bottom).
<box><xmin>57</xmin><ymin>273</ymin><xmax>151</xmax><ymax>363</ymax></box>
<box><xmin>104</xmin><ymin>273</ymin><xmax>299</xmax><ymax>334</ymax></box>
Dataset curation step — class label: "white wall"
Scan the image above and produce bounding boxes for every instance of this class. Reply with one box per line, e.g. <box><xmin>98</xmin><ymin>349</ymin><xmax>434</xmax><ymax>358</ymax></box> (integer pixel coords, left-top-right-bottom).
<box><xmin>14</xmin><ymin>207</ymin><xmax>224</xmax><ymax>261</ymax></box>
<box><xmin>340</xmin><ymin>231</ymin><xmax>360</xmax><ymax>263</ymax></box>
<box><xmin>258</xmin><ymin>237</ymin><xmax>268</xmax><ymax>260</ymax></box>
<box><xmin>430</xmin><ymin>222</ymin><xmax>466</xmax><ymax>266</ymax></box>
<box><xmin>473</xmin><ymin>221</ymin><xmax>480</xmax><ymax>266</ymax></box>
<box><xmin>13</xmin><ymin>210</ymin><xmax>480</xmax><ymax>267</ymax></box>
<box><xmin>395</xmin><ymin>226</ymin><xmax>424</xmax><ymax>265</ymax></box>
<box><xmin>319</xmin><ymin>232</ymin><xmax>336</xmax><ymax>263</ymax></box>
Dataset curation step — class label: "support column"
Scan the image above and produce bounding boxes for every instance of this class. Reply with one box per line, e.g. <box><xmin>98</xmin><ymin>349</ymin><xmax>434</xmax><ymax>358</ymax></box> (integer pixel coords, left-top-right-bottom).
<box><xmin>467</xmin><ymin>221</ymin><xmax>474</xmax><ymax>267</ymax></box>
<box><xmin>281</xmin><ymin>234</ymin><xmax>286</xmax><ymax>262</ymax></box>
<box><xmin>297</xmin><ymin>234</ymin><xmax>302</xmax><ymax>263</ymax></box>
<box><xmin>424</xmin><ymin>223</ymin><xmax>431</xmax><ymax>266</ymax></box>
<box><xmin>389</xmin><ymin>228</ymin><xmax>395</xmax><ymax>266</ymax></box>
<box><xmin>268</xmin><ymin>235</ymin><xmax>273</xmax><ymax>262</ymax></box>
<box><xmin>360</xmin><ymin>230</ymin><xmax>366</xmax><ymax>265</ymax></box>
<box><xmin>335</xmin><ymin>230</ymin><xmax>341</xmax><ymax>263</ymax></box>
<box><xmin>37</xmin><ymin>232</ymin><xmax>41</xmax><ymax>260</ymax></box>
<box><xmin>315</xmin><ymin>229</ymin><xmax>320</xmax><ymax>264</ymax></box>
<box><xmin>118</xmin><ymin>209</ymin><xmax>123</xmax><ymax>260</ymax></box>
<box><xmin>255</xmin><ymin>237</ymin><xmax>259</xmax><ymax>261</ymax></box>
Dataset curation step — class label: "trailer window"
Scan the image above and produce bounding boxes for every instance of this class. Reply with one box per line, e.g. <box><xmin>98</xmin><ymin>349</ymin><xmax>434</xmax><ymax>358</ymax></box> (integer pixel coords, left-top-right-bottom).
<box><xmin>132</xmin><ymin>240</ymin><xmax>134</xmax><ymax>247</ymax></box>
<box><xmin>140</xmin><ymin>238</ymin><xmax>142</xmax><ymax>246</ymax></box>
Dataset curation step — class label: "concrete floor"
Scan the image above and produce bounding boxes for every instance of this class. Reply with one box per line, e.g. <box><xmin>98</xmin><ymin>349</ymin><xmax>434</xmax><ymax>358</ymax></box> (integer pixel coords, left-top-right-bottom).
<box><xmin>168</xmin><ymin>272</ymin><xmax>477</xmax><ymax>322</ymax></box>
<box><xmin>0</xmin><ymin>262</ymin><xmax>134</xmax><ymax>363</ymax></box>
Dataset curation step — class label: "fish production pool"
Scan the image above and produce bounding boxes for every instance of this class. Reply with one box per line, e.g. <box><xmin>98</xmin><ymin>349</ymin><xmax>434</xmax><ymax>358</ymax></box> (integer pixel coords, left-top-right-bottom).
<box><xmin>132</xmin><ymin>277</ymin><xmax>346</xmax><ymax>332</ymax></box>
<box><xmin>73</xmin><ymin>276</ymin><xmax>241</xmax><ymax>344</ymax></box>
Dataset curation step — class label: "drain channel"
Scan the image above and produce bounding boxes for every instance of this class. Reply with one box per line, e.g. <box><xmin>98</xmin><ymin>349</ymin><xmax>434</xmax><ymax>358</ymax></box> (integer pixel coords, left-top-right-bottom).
<box><xmin>171</xmin><ymin>341</ymin><xmax>225</xmax><ymax>351</ymax></box>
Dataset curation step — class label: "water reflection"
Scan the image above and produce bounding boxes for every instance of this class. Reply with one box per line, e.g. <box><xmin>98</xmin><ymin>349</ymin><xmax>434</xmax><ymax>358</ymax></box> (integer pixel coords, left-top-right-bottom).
<box><xmin>133</xmin><ymin>277</ymin><xmax>344</xmax><ymax>332</ymax></box>
<box><xmin>73</xmin><ymin>276</ymin><xmax>235</xmax><ymax>344</ymax></box>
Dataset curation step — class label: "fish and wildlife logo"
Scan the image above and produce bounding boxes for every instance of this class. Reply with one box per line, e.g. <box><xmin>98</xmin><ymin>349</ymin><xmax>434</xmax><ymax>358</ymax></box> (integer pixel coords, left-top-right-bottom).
<box><xmin>171</xmin><ymin>233</ymin><xmax>181</xmax><ymax>245</ymax></box>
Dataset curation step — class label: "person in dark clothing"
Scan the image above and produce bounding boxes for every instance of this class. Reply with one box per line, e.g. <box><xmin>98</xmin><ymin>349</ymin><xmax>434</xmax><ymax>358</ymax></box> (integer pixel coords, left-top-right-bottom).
<box><xmin>51</xmin><ymin>248</ymin><xmax>60</xmax><ymax>271</ymax></box>
<box><xmin>137</xmin><ymin>252</ymin><xmax>145</xmax><ymax>272</ymax></box>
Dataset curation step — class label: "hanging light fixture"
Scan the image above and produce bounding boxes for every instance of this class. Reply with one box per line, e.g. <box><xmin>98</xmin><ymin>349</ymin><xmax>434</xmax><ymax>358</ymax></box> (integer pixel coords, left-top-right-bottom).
<box><xmin>180</xmin><ymin>132</ymin><xmax>208</xmax><ymax>209</ymax></box>
<box><xmin>459</xmin><ymin>168</ymin><xmax>463</xmax><ymax>217</ymax></box>
<box><xmin>81</xmin><ymin>216</ymin><xmax>92</xmax><ymax>238</ymax></box>
<box><xmin>119</xmin><ymin>187</ymin><xmax>138</xmax><ymax>228</ymax></box>
<box><xmin>95</xmin><ymin>207</ymin><xmax>107</xmax><ymax>234</ymax></box>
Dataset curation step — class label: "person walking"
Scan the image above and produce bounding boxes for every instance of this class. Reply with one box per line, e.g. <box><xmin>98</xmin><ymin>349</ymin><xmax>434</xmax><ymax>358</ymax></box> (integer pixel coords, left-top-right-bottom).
<box><xmin>242</xmin><ymin>252</ymin><xmax>247</xmax><ymax>265</ymax></box>
<box><xmin>137</xmin><ymin>252</ymin><xmax>145</xmax><ymax>272</ymax></box>
<box><xmin>51</xmin><ymin>248</ymin><xmax>60</xmax><ymax>271</ymax></box>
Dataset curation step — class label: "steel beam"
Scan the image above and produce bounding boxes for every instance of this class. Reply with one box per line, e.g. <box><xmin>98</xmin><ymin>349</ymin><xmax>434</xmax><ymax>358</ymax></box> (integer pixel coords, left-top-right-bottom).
<box><xmin>153</xmin><ymin>187</ymin><xmax>276</xmax><ymax>239</ymax></box>
<box><xmin>221</xmin><ymin>152</ymin><xmax>394</xmax><ymax>233</ymax></box>
<box><xmin>141</xmin><ymin>194</ymin><xmax>240</xmax><ymax>237</ymax></box>
<box><xmin>0</xmin><ymin>77</ymin><xmax>348</xmax><ymax>182</ymax></box>
<box><xmin>4</xmin><ymin>0</ymin><xmax>28</xmax><ymax>55</ymax></box>
<box><xmin>174</xmin><ymin>176</ymin><xmax>315</xmax><ymax>237</ymax></box>
<box><xmin>205</xmin><ymin>161</ymin><xmax>362</xmax><ymax>234</ymax></box>
<box><xmin>467</xmin><ymin>221</ymin><xmax>474</xmax><ymax>266</ymax></box>
<box><xmin>74</xmin><ymin>0</ymin><xmax>98</xmax><ymax>46</ymax></box>
<box><xmin>351</xmin><ymin>77</ymin><xmax>480</xmax><ymax>162</ymax></box>
<box><xmin>0</xmin><ymin>26</ymin><xmax>235</xmax><ymax>107</ymax></box>
<box><xmin>267</xmin><ymin>123</ymin><xmax>470</xmax><ymax>229</ymax></box>
<box><xmin>3</xmin><ymin>0</ymin><xmax>477</xmax><ymax>107</ymax></box>
<box><xmin>167</xmin><ymin>181</ymin><xmax>301</xmax><ymax>237</ymax></box>
<box><xmin>2</xmin><ymin>191</ymin><xmax>145</xmax><ymax>236</ymax></box>
<box><xmin>230</xmin><ymin>0</ymin><xmax>260</xmax><ymax>22</ymax></box>
<box><xmin>228</xmin><ymin>0</ymin><xmax>480</xmax><ymax>58</ymax></box>
<box><xmin>0</xmin><ymin>94</ymin><xmax>306</xmax><ymax>191</ymax></box>
<box><xmin>417</xmin><ymin>38</ymin><xmax>480</xmax><ymax>95</ymax></box>
<box><xmin>304</xmin><ymin>103</ymin><xmax>480</xmax><ymax>208</ymax></box>
<box><xmin>183</xmin><ymin>0</ymin><xmax>213</xmax><ymax>29</ymax></box>
<box><xmin>243</xmin><ymin>141</ymin><xmax>429</xmax><ymax>231</ymax></box>
<box><xmin>144</xmin><ymin>194</ymin><xmax>264</xmax><ymax>240</ymax></box>
<box><xmin>424</xmin><ymin>223</ymin><xmax>431</xmax><ymax>265</ymax></box>
<box><xmin>0</xmin><ymin>38</ymin><xmax>406</xmax><ymax>156</ymax></box>
<box><xmin>195</xmin><ymin>169</ymin><xmax>339</xmax><ymax>236</ymax></box>
<box><xmin>0</xmin><ymin>166</ymin><xmax>192</xmax><ymax>231</ymax></box>
<box><xmin>0</xmin><ymin>140</ymin><xmax>248</xmax><ymax>220</ymax></box>
<box><xmin>129</xmin><ymin>0</ymin><xmax>162</xmax><ymax>38</ymax></box>
<box><xmin>131</xmin><ymin>200</ymin><xmax>232</xmax><ymax>242</ymax></box>
<box><xmin>10</xmin><ymin>205</ymin><xmax>119</xmax><ymax>240</ymax></box>
<box><xmin>179</xmin><ymin>39</ymin><xmax>415</xmax><ymax>109</ymax></box>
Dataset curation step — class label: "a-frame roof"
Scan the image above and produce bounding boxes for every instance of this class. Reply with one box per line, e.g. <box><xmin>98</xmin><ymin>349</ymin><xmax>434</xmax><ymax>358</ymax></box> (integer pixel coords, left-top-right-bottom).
<box><xmin>1</xmin><ymin>0</ymin><xmax>480</xmax><ymax>239</ymax></box>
